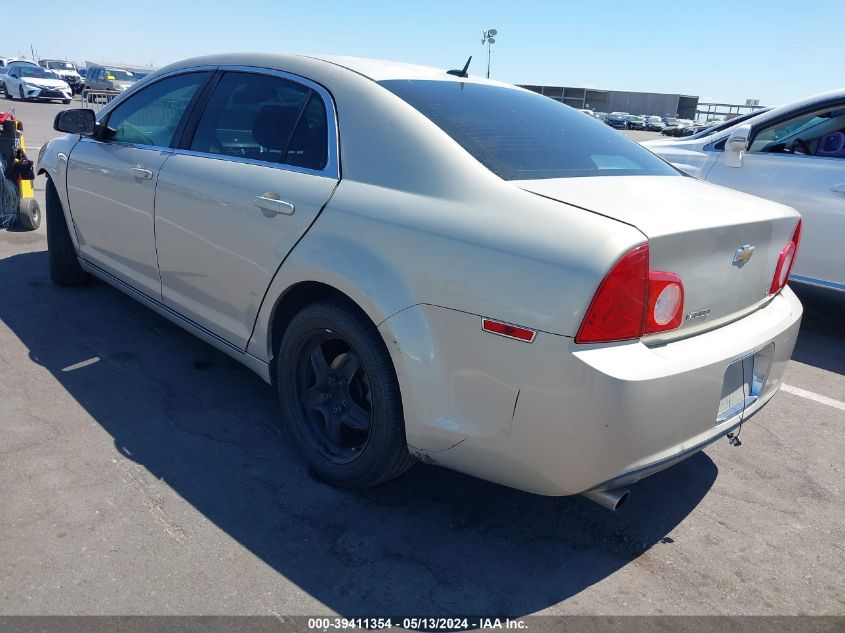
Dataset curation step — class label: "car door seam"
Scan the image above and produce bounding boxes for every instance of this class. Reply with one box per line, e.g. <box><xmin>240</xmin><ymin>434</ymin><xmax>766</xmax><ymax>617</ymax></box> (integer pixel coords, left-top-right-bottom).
<box><xmin>245</xmin><ymin>178</ymin><xmax>342</xmax><ymax>350</ymax></box>
<box><xmin>152</xmin><ymin>152</ymin><xmax>175</xmax><ymax>300</ymax></box>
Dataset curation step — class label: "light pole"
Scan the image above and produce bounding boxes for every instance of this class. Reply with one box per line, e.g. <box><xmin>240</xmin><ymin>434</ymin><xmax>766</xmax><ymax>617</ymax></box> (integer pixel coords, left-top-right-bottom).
<box><xmin>481</xmin><ymin>28</ymin><xmax>497</xmax><ymax>79</ymax></box>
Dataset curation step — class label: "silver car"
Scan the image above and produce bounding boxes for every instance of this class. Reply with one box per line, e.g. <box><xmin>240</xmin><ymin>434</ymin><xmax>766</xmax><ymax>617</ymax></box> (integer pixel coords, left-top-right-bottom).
<box><xmin>38</xmin><ymin>54</ymin><xmax>802</xmax><ymax>510</ymax></box>
<box><xmin>83</xmin><ymin>65</ymin><xmax>140</xmax><ymax>93</ymax></box>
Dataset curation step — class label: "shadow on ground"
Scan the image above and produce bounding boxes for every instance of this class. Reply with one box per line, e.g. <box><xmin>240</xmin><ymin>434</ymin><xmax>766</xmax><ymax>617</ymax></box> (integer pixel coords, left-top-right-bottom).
<box><xmin>789</xmin><ymin>282</ymin><xmax>845</xmax><ymax>375</ymax></box>
<box><xmin>2</xmin><ymin>250</ymin><xmax>720</xmax><ymax>616</ymax></box>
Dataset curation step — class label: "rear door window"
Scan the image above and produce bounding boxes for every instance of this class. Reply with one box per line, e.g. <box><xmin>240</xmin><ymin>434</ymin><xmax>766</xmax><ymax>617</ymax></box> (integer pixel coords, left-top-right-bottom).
<box><xmin>189</xmin><ymin>72</ymin><xmax>329</xmax><ymax>171</ymax></box>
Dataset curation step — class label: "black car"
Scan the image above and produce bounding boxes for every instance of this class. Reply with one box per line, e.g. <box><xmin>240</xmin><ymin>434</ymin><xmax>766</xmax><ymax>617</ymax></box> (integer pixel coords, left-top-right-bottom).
<box><xmin>625</xmin><ymin>115</ymin><xmax>645</xmax><ymax>130</ymax></box>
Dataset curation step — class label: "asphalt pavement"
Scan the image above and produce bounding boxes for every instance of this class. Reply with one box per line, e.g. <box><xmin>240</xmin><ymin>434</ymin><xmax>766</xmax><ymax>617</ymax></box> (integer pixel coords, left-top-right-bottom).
<box><xmin>0</xmin><ymin>97</ymin><xmax>843</xmax><ymax>616</ymax></box>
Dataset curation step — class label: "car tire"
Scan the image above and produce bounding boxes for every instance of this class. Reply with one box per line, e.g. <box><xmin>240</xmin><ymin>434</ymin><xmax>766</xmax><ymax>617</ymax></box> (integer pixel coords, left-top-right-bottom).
<box><xmin>62</xmin><ymin>99</ymin><xmax>71</xmax><ymax>104</ymax></box>
<box><xmin>17</xmin><ymin>197</ymin><xmax>41</xmax><ymax>230</ymax></box>
<box><xmin>277</xmin><ymin>298</ymin><xmax>414</xmax><ymax>488</ymax></box>
<box><xmin>2</xmin><ymin>85</ymin><xmax>10</xmax><ymax>100</ymax></box>
<box><xmin>19</xmin><ymin>86</ymin><xmax>25</xmax><ymax>101</ymax></box>
<box><xmin>46</xmin><ymin>178</ymin><xmax>90</xmax><ymax>286</ymax></box>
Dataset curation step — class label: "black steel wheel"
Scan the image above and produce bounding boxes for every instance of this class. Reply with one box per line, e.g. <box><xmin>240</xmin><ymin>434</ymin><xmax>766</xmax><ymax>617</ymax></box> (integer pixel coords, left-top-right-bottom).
<box><xmin>277</xmin><ymin>298</ymin><xmax>414</xmax><ymax>488</ymax></box>
<box><xmin>294</xmin><ymin>331</ymin><xmax>373</xmax><ymax>463</ymax></box>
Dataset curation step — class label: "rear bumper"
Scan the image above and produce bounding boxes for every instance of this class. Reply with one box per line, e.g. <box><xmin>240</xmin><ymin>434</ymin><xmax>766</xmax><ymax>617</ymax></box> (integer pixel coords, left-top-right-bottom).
<box><xmin>383</xmin><ymin>288</ymin><xmax>802</xmax><ymax>496</ymax></box>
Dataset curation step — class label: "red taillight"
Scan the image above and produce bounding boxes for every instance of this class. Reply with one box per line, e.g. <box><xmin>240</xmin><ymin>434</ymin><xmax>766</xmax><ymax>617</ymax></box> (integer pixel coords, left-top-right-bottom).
<box><xmin>769</xmin><ymin>219</ymin><xmax>802</xmax><ymax>295</ymax></box>
<box><xmin>575</xmin><ymin>244</ymin><xmax>648</xmax><ymax>343</ymax></box>
<box><xmin>576</xmin><ymin>244</ymin><xmax>685</xmax><ymax>344</ymax></box>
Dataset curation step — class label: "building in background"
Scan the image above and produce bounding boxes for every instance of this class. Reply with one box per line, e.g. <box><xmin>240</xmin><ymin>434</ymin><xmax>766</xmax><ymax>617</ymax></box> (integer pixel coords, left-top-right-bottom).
<box><xmin>520</xmin><ymin>84</ymin><xmax>699</xmax><ymax>119</ymax></box>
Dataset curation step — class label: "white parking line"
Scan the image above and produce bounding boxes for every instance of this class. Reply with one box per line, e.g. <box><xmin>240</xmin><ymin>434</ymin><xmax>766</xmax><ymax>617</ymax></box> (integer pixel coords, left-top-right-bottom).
<box><xmin>781</xmin><ymin>384</ymin><xmax>845</xmax><ymax>412</ymax></box>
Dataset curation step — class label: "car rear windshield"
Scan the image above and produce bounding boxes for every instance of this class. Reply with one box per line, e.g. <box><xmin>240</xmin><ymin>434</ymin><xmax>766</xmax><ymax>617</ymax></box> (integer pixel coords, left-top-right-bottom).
<box><xmin>379</xmin><ymin>80</ymin><xmax>677</xmax><ymax>180</ymax></box>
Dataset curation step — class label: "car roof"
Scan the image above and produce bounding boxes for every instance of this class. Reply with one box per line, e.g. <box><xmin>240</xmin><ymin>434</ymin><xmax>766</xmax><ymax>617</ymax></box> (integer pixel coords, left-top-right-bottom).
<box><xmin>153</xmin><ymin>53</ymin><xmax>521</xmax><ymax>92</ymax></box>
<box><xmin>306</xmin><ymin>54</ymin><xmax>519</xmax><ymax>87</ymax></box>
<box><xmin>755</xmin><ymin>89</ymin><xmax>845</xmax><ymax>122</ymax></box>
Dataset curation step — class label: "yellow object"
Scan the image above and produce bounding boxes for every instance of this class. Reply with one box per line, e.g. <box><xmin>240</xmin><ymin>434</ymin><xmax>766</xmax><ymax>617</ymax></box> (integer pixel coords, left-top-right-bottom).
<box><xmin>16</xmin><ymin>121</ymin><xmax>34</xmax><ymax>198</ymax></box>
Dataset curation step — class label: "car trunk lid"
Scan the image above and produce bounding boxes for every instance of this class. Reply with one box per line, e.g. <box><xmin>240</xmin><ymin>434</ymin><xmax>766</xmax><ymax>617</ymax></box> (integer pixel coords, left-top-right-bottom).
<box><xmin>515</xmin><ymin>175</ymin><xmax>800</xmax><ymax>339</ymax></box>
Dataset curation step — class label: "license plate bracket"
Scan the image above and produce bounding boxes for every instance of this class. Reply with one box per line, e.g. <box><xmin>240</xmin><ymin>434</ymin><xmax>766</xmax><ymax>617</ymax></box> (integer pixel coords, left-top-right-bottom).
<box><xmin>716</xmin><ymin>343</ymin><xmax>775</xmax><ymax>425</ymax></box>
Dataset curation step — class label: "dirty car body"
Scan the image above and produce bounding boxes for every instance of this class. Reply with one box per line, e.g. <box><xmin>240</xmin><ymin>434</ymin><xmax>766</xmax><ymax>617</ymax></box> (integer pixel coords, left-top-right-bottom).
<box><xmin>38</xmin><ymin>54</ymin><xmax>803</xmax><ymax>504</ymax></box>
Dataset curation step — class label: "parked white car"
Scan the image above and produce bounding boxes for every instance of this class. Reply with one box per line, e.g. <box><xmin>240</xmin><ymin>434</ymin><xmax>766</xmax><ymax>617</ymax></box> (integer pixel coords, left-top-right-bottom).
<box><xmin>38</xmin><ymin>54</ymin><xmax>802</xmax><ymax>510</ymax></box>
<box><xmin>3</xmin><ymin>62</ymin><xmax>72</xmax><ymax>103</ymax></box>
<box><xmin>645</xmin><ymin>90</ymin><xmax>845</xmax><ymax>292</ymax></box>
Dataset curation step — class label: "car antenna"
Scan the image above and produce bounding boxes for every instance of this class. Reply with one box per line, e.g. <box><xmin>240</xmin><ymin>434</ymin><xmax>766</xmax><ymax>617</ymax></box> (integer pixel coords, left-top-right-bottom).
<box><xmin>447</xmin><ymin>56</ymin><xmax>472</xmax><ymax>78</ymax></box>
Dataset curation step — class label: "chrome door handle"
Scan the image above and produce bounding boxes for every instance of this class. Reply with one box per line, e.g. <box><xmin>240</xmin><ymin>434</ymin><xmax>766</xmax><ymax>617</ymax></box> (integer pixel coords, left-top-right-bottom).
<box><xmin>130</xmin><ymin>167</ymin><xmax>153</xmax><ymax>180</ymax></box>
<box><xmin>254</xmin><ymin>193</ymin><xmax>295</xmax><ymax>215</ymax></box>
<box><xmin>831</xmin><ymin>183</ymin><xmax>845</xmax><ymax>194</ymax></box>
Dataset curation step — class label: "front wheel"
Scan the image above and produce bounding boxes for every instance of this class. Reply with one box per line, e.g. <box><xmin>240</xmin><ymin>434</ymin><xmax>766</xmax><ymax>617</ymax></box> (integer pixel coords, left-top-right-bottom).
<box><xmin>45</xmin><ymin>178</ymin><xmax>90</xmax><ymax>286</ymax></box>
<box><xmin>277</xmin><ymin>298</ymin><xmax>414</xmax><ymax>488</ymax></box>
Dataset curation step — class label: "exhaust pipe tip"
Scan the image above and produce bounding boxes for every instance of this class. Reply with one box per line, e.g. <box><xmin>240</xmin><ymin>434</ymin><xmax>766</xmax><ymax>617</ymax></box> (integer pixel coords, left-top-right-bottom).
<box><xmin>581</xmin><ymin>487</ymin><xmax>630</xmax><ymax>511</ymax></box>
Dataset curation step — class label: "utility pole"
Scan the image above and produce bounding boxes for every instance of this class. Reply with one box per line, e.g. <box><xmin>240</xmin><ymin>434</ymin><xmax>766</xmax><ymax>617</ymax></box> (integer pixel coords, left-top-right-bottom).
<box><xmin>481</xmin><ymin>28</ymin><xmax>497</xmax><ymax>79</ymax></box>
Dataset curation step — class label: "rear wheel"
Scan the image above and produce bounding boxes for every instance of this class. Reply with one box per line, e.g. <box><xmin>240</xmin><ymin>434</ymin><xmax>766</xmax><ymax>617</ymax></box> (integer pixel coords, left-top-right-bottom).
<box><xmin>277</xmin><ymin>298</ymin><xmax>414</xmax><ymax>488</ymax></box>
<box><xmin>17</xmin><ymin>197</ymin><xmax>40</xmax><ymax>230</ymax></box>
<box><xmin>45</xmin><ymin>178</ymin><xmax>90</xmax><ymax>286</ymax></box>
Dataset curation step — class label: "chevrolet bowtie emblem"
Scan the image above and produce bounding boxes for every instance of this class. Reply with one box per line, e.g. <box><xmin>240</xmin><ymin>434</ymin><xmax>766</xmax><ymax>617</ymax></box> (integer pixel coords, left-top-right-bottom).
<box><xmin>732</xmin><ymin>244</ymin><xmax>755</xmax><ymax>267</ymax></box>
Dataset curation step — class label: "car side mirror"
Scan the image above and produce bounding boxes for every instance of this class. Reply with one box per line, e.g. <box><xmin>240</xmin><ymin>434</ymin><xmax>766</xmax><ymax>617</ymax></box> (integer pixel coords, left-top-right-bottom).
<box><xmin>54</xmin><ymin>109</ymin><xmax>96</xmax><ymax>136</ymax></box>
<box><xmin>724</xmin><ymin>124</ymin><xmax>751</xmax><ymax>168</ymax></box>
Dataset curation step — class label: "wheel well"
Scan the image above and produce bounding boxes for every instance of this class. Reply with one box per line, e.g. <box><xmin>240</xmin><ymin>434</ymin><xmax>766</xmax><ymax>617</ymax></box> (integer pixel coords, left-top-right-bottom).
<box><xmin>269</xmin><ymin>281</ymin><xmax>365</xmax><ymax>361</ymax></box>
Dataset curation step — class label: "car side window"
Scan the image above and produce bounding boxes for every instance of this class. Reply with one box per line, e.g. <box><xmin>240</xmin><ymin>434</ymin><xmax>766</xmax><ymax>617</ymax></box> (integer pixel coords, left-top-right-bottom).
<box><xmin>749</xmin><ymin>106</ymin><xmax>845</xmax><ymax>158</ymax></box>
<box><xmin>190</xmin><ymin>72</ymin><xmax>329</xmax><ymax>170</ymax></box>
<box><xmin>102</xmin><ymin>72</ymin><xmax>208</xmax><ymax>148</ymax></box>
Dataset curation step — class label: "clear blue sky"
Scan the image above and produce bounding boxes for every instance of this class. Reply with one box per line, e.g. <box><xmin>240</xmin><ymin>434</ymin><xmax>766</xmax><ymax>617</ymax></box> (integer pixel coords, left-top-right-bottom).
<box><xmin>9</xmin><ymin>0</ymin><xmax>843</xmax><ymax>106</ymax></box>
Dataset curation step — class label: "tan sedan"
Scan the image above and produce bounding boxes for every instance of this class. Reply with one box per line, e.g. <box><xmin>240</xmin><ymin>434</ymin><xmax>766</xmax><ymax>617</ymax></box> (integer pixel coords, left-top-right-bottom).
<box><xmin>38</xmin><ymin>54</ymin><xmax>802</xmax><ymax>510</ymax></box>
